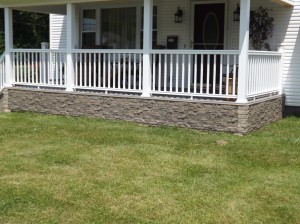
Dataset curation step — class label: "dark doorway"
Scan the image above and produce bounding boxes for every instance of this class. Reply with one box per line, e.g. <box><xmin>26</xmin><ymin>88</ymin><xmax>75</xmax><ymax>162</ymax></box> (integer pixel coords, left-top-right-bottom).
<box><xmin>193</xmin><ymin>3</ymin><xmax>225</xmax><ymax>87</ymax></box>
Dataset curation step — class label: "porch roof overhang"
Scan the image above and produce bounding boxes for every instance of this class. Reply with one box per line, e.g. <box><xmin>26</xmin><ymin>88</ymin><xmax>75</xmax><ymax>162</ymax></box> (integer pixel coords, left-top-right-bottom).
<box><xmin>0</xmin><ymin>0</ymin><xmax>135</xmax><ymax>8</ymax></box>
<box><xmin>0</xmin><ymin>0</ymin><xmax>295</xmax><ymax>8</ymax></box>
<box><xmin>271</xmin><ymin>0</ymin><xmax>294</xmax><ymax>6</ymax></box>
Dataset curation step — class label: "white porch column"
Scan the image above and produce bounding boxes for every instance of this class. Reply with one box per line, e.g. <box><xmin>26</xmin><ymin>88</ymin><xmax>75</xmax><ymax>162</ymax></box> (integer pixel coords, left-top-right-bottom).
<box><xmin>66</xmin><ymin>3</ymin><xmax>76</xmax><ymax>91</ymax></box>
<box><xmin>236</xmin><ymin>0</ymin><xmax>251</xmax><ymax>103</ymax></box>
<box><xmin>142</xmin><ymin>0</ymin><xmax>153</xmax><ymax>97</ymax></box>
<box><xmin>4</xmin><ymin>8</ymin><xmax>13</xmax><ymax>87</ymax></box>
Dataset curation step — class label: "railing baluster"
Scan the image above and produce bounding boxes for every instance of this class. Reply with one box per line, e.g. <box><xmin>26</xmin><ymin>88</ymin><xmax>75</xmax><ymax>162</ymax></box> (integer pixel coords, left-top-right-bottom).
<box><xmin>164</xmin><ymin>54</ymin><xmax>167</xmax><ymax>92</ymax></box>
<box><xmin>93</xmin><ymin>53</ymin><xmax>96</xmax><ymax>87</ymax></box>
<box><xmin>16</xmin><ymin>52</ymin><xmax>19</xmax><ymax>83</ymax></box>
<box><xmin>113</xmin><ymin>53</ymin><xmax>116</xmax><ymax>89</ymax></box>
<box><xmin>182</xmin><ymin>54</ymin><xmax>185</xmax><ymax>93</ymax></box>
<box><xmin>79</xmin><ymin>53</ymin><xmax>83</xmax><ymax>87</ymax></box>
<box><xmin>188</xmin><ymin>54</ymin><xmax>191</xmax><ymax>94</ymax></box>
<box><xmin>176</xmin><ymin>54</ymin><xmax>179</xmax><ymax>93</ymax></box>
<box><xmin>213</xmin><ymin>54</ymin><xmax>216</xmax><ymax>94</ymax></box>
<box><xmin>122</xmin><ymin>53</ymin><xmax>126</xmax><ymax>89</ymax></box>
<box><xmin>35</xmin><ymin>52</ymin><xmax>38</xmax><ymax>84</ymax></box>
<box><xmin>200</xmin><ymin>54</ymin><xmax>204</xmax><ymax>94</ymax></box>
<box><xmin>128</xmin><ymin>53</ymin><xmax>131</xmax><ymax>89</ymax></box>
<box><xmin>233</xmin><ymin>55</ymin><xmax>237</xmax><ymax>95</ymax></box>
<box><xmin>170</xmin><ymin>54</ymin><xmax>173</xmax><ymax>92</ymax></box>
<box><xmin>158</xmin><ymin>54</ymin><xmax>162</xmax><ymax>91</ymax></box>
<box><xmin>206</xmin><ymin>54</ymin><xmax>210</xmax><ymax>94</ymax></box>
<box><xmin>139</xmin><ymin>53</ymin><xmax>142</xmax><ymax>90</ymax></box>
<box><xmin>226</xmin><ymin>55</ymin><xmax>229</xmax><ymax>95</ymax></box>
<box><xmin>194</xmin><ymin>54</ymin><xmax>197</xmax><ymax>94</ymax></box>
<box><xmin>134</xmin><ymin>53</ymin><xmax>137</xmax><ymax>90</ymax></box>
<box><xmin>103</xmin><ymin>53</ymin><xmax>106</xmax><ymax>88</ymax></box>
<box><xmin>31</xmin><ymin>52</ymin><xmax>34</xmax><ymax>83</ymax></box>
<box><xmin>28</xmin><ymin>52</ymin><xmax>31</xmax><ymax>83</ymax></box>
<box><xmin>152</xmin><ymin>54</ymin><xmax>156</xmax><ymax>91</ymax></box>
<box><xmin>219</xmin><ymin>54</ymin><xmax>223</xmax><ymax>95</ymax></box>
<box><xmin>118</xmin><ymin>53</ymin><xmax>121</xmax><ymax>89</ymax></box>
<box><xmin>89</xmin><ymin>53</ymin><xmax>92</xmax><ymax>87</ymax></box>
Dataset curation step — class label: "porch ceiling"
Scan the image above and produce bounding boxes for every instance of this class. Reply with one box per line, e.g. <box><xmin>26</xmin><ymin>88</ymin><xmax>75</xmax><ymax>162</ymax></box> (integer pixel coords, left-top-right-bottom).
<box><xmin>0</xmin><ymin>0</ymin><xmax>136</xmax><ymax>8</ymax></box>
<box><xmin>13</xmin><ymin>5</ymin><xmax>66</xmax><ymax>14</ymax></box>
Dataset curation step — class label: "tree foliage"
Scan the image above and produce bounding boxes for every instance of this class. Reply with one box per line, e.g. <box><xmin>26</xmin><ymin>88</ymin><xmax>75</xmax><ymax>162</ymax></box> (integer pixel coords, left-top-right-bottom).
<box><xmin>0</xmin><ymin>9</ymin><xmax>49</xmax><ymax>54</ymax></box>
<box><xmin>249</xmin><ymin>7</ymin><xmax>274</xmax><ymax>51</ymax></box>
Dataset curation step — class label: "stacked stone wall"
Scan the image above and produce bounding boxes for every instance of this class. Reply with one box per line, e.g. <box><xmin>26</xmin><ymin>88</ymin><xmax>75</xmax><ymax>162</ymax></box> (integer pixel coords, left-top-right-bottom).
<box><xmin>5</xmin><ymin>88</ymin><xmax>283</xmax><ymax>134</ymax></box>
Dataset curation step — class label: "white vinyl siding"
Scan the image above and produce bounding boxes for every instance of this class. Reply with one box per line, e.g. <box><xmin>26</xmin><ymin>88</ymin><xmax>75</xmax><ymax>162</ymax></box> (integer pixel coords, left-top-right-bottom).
<box><xmin>50</xmin><ymin>14</ymin><xmax>67</xmax><ymax>49</ymax></box>
<box><xmin>279</xmin><ymin>1</ymin><xmax>300</xmax><ymax>106</ymax></box>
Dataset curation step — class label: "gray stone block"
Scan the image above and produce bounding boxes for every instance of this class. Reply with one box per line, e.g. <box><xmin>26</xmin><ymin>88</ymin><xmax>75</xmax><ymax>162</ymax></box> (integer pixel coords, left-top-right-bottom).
<box><xmin>5</xmin><ymin>87</ymin><xmax>283</xmax><ymax>134</ymax></box>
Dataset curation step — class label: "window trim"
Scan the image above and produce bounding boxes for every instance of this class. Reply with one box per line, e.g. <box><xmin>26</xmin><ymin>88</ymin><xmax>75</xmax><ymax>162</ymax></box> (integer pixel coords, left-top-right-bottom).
<box><xmin>80</xmin><ymin>3</ymin><xmax>159</xmax><ymax>49</ymax></box>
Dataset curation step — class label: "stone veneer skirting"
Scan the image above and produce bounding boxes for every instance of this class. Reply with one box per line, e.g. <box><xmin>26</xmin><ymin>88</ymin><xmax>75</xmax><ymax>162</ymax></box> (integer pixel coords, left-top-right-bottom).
<box><xmin>1</xmin><ymin>87</ymin><xmax>283</xmax><ymax>134</ymax></box>
<box><xmin>0</xmin><ymin>88</ymin><xmax>8</xmax><ymax>112</ymax></box>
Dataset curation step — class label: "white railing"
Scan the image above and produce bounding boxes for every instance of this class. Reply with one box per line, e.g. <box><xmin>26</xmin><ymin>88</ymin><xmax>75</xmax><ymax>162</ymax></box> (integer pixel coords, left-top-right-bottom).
<box><xmin>12</xmin><ymin>49</ymin><xmax>67</xmax><ymax>87</ymax></box>
<box><xmin>9</xmin><ymin>49</ymin><xmax>283</xmax><ymax>102</ymax></box>
<box><xmin>247</xmin><ymin>51</ymin><xmax>282</xmax><ymax>98</ymax></box>
<box><xmin>0</xmin><ymin>53</ymin><xmax>5</xmax><ymax>91</ymax></box>
<box><xmin>150</xmin><ymin>50</ymin><xmax>239</xmax><ymax>99</ymax></box>
<box><xmin>73</xmin><ymin>49</ymin><xmax>143</xmax><ymax>93</ymax></box>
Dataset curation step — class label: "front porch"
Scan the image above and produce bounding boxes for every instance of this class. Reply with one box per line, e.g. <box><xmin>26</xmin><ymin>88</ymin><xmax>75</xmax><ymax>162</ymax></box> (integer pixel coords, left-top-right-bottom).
<box><xmin>0</xmin><ymin>0</ymin><xmax>288</xmax><ymax>102</ymax></box>
<box><xmin>0</xmin><ymin>0</ymin><xmax>291</xmax><ymax>132</ymax></box>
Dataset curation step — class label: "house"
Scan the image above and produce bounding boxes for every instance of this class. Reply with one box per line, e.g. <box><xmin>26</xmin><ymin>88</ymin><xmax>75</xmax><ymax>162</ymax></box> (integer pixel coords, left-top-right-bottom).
<box><xmin>0</xmin><ymin>0</ymin><xmax>298</xmax><ymax>133</ymax></box>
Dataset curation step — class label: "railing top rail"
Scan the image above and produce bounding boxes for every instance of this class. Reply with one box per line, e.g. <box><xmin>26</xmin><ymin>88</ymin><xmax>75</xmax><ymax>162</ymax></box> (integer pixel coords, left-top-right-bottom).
<box><xmin>249</xmin><ymin>50</ymin><xmax>282</xmax><ymax>56</ymax></box>
<box><xmin>11</xmin><ymin>49</ymin><xmax>144</xmax><ymax>54</ymax></box>
<box><xmin>72</xmin><ymin>49</ymin><xmax>144</xmax><ymax>54</ymax></box>
<box><xmin>11</xmin><ymin>48</ymin><xmax>67</xmax><ymax>53</ymax></box>
<box><xmin>150</xmin><ymin>49</ymin><xmax>239</xmax><ymax>55</ymax></box>
<box><xmin>11</xmin><ymin>48</ymin><xmax>240</xmax><ymax>55</ymax></box>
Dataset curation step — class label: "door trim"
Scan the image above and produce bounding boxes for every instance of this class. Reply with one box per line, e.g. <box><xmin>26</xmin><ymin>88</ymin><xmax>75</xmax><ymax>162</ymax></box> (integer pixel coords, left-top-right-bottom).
<box><xmin>190</xmin><ymin>0</ymin><xmax>228</xmax><ymax>50</ymax></box>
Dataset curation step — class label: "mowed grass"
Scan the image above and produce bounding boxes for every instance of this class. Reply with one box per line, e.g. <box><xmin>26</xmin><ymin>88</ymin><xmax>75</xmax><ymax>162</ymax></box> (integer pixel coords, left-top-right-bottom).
<box><xmin>0</xmin><ymin>112</ymin><xmax>299</xmax><ymax>224</ymax></box>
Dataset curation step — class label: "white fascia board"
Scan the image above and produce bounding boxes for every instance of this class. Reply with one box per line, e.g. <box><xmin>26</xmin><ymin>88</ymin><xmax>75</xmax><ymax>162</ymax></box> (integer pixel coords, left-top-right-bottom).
<box><xmin>0</xmin><ymin>0</ymin><xmax>113</xmax><ymax>8</ymax></box>
<box><xmin>270</xmin><ymin>0</ymin><xmax>295</xmax><ymax>7</ymax></box>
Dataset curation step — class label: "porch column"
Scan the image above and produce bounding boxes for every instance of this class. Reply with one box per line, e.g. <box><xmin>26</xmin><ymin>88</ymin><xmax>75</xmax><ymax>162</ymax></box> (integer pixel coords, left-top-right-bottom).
<box><xmin>236</xmin><ymin>0</ymin><xmax>251</xmax><ymax>103</ymax></box>
<box><xmin>66</xmin><ymin>4</ymin><xmax>76</xmax><ymax>91</ymax></box>
<box><xmin>142</xmin><ymin>0</ymin><xmax>153</xmax><ymax>97</ymax></box>
<box><xmin>4</xmin><ymin>8</ymin><xmax>13</xmax><ymax>87</ymax></box>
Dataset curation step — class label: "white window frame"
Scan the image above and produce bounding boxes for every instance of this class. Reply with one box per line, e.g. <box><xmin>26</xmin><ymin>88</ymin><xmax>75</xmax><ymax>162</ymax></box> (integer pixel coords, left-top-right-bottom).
<box><xmin>79</xmin><ymin>3</ymin><xmax>159</xmax><ymax>49</ymax></box>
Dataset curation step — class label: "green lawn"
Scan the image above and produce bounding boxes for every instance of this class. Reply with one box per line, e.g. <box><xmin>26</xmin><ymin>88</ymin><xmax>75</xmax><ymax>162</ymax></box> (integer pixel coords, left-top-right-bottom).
<box><xmin>0</xmin><ymin>112</ymin><xmax>299</xmax><ymax>224</ymax></box>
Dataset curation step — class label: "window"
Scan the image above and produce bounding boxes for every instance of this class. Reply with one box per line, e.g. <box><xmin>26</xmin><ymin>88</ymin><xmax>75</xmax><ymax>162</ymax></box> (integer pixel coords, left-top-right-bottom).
<box><xmin>140</xmin><ymin>6</ymin><xmax>158</xmax><ymax>48</ymax></box>
<box><xmin>82</xmin><ymin>9</ymin><xmax>96</xmax><ymax>47</ymax></box>
<box><xmin>80</xmin><ymin>5</ymin><xmax>158</xmax><ymax>49</ymax></box>
<box><xmin>101</xmin><ymin>7</ymin><xmax>136</xmax><ymax>49</ymax></box>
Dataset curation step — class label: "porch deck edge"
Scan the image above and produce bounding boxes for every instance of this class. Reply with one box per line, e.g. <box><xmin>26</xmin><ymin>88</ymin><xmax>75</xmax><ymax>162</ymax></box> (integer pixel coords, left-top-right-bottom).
<box><xmin>6</xmin><ymin>87</ymin><xmax>282</xmax><ymax>106</ymax></box>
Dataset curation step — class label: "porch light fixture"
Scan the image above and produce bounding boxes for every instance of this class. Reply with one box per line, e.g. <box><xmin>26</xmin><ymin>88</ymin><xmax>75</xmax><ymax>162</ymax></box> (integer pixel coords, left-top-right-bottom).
<box><xmin>233</xmin><ymin>4</ymin><xmax>240</xmax><ymax>22</ymax></box>
<box><xmin>174</xmin><ymin>6</ymin><xmax>183</xmax><ymax>23</ymax></box>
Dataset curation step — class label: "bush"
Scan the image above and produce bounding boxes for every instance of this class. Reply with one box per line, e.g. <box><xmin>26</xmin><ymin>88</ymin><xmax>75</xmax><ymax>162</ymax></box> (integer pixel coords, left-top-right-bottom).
<box><xmin>250</xmin><ymin>7</ymin><xmax>274</xmax><ymax>51</ymax></box>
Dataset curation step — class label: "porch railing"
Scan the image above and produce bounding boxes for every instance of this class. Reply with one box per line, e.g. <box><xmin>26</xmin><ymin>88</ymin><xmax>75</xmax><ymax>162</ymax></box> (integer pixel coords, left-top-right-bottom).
<box><xmin>247</xmin><ymin>51</ymin><xmax>282</xmax><ymax>99</ymax></box>
<box><xmin>150</xmin><ymin>50</ymin><xmax>239</xmax><ymax>99</ymax></box>
<box><xmin>12</xmin><ymin>49</ymin><xmax>66</xmax><ymax>87</ymax></box>
<box><xmin>73</xmin><ymin>49</ymin><xmax>143</xmax><ymax>93</ymax></box>
<box><xmin>0</xmin><ymin>53</ymin><xmax>5</xmax><ymax>91</ymax></box>
<box><xmin>10</xmin><ymin>49</ymin><xmax>283</xmax><ymax>102</ymax></box>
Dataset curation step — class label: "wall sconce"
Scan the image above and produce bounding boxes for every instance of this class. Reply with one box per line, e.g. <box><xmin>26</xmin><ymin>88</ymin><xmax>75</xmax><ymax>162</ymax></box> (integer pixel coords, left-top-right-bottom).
<box><xmin>233</xmin><ymin>4</ymin><xmax>240</xmax><ymax>22</ymax></box>
<box><xmin>175</xmin><ymin>6</ymin><xmax>183</xmax><ymax>23</ymax></box>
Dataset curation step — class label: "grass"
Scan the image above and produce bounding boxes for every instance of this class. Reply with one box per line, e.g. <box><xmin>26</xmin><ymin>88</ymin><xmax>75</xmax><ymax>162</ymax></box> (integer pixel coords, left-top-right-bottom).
<box><xmin>0</xmin><ymin>112</ymin><xmax>299</xmax><ymax>224</ymax></box>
